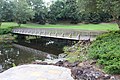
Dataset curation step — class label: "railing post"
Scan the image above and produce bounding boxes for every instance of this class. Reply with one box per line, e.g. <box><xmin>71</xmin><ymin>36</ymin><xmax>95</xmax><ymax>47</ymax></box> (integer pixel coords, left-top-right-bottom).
<box><xmin>89</xmin><ymin>32</ymin><xmax>91</xmax><ymax>40</ymax></box>
<box><xmin>49</xmin><ymin>32</ymin><xmax>51</xmax><ymax>36</ymax></box>
<box><xmin>61</xmin><ymin>33</ymin><xmax>64</xmax><ymax>37</ymax></box>
<box><xmin>69</xmin><ymin>33</ymin><xmax>72</xmax><ymax>38</ymax></box>
<box><xmin>77</xmin><ymin>34</ymin><xmax>80</xmax><ymax>40</ymax></box>
<box><xmin>44</xmin><ymin>31</ymin><xmax>46</xmax><ymax>36</ymax></box>
<box><xmin>55</xmin><ymin>32</ymin><xmax>57</xmax><ymax>37</ymax></box>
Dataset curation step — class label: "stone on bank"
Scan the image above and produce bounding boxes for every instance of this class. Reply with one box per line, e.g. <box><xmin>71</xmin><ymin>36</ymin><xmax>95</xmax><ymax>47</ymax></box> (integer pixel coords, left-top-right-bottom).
<box><xmin>0</xmin><ymin>64</ymin><xmax>74</xmax><ymax>80</ymax></box>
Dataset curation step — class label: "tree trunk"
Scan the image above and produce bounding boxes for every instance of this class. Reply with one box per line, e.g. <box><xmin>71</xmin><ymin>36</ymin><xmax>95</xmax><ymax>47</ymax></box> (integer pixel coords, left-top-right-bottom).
<box><xmin>18</xmin><ymin>23</ymin><xmax>21</xmax><ymax>27</ymax></box>
<box><xmin>0</xmin><ymin>22</ymin><xmax>1</xmax><ymax>35</ymax></box>
<box><xmin>0</xmin><ymin>22</ymin><xmax>2</xmax><ymax>27</ymax></box>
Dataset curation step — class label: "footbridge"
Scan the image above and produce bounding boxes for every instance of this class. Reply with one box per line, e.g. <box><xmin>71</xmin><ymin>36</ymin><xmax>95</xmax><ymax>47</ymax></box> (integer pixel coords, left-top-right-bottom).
<box><xmin>12</xmin><ymin>28</ymin><xmax>107</xmax><ymax>41</ymax></box>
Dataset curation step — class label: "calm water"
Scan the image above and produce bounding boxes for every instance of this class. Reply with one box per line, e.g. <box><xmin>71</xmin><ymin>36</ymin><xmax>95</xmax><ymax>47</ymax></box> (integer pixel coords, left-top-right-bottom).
<box><xmin>0</xmin><ymin>38</ymin><xmax>77</xmax><ymax>72</ymax></box>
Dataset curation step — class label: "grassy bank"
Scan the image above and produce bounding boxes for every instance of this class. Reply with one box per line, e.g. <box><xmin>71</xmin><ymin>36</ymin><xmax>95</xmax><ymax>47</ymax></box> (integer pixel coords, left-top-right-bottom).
<box><xmin>1</xmin><ymin>22</ymin><xmax>119</xmax><ymax>31</ymax></box>
<box><xmin>64</xmin><ymin>31</ymin><xmax>120</xmax><ymax>74</ymax></box>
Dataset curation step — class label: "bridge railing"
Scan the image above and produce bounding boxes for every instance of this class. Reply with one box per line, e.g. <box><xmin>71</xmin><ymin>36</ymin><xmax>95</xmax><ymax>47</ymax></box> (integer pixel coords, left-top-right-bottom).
<box><xmin>12</xmin><ymin>28</ymin><xmax>107</xmax><ymax>41</ymax></box>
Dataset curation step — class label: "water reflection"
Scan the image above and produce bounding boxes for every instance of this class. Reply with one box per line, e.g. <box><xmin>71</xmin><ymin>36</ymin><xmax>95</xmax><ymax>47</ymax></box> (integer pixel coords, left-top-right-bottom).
<box><xmin>0</xmin><ymin>37</ymin><xmax>77</xmax><ymax>72</ymax></box>
<box><xmin>18</xmin><ymin>37</ymin><xmax>76</xmax><ymax>55</ymax></box>
<box><xmin>0</xmin><ymin>42</ymin><xmax>56</xmax><ymax>72</ymax></box>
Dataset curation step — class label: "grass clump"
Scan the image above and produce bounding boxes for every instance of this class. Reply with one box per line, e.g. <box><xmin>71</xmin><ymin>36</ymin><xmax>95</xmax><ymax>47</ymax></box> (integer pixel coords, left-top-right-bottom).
<box><xmin>88</xmin><ymin>31</ymin><xmax>120</xmax><ymax>74</ymax></box>
<box><xmin>64</xmin><ymin>41</ymin><xmax>90</xmax><ymax>63</ymax></box>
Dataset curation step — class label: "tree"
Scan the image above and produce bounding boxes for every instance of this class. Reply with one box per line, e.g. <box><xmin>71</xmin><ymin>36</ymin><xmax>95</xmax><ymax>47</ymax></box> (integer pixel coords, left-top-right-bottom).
<box><xmin>2</xmin><ymin>1</ymin><xmax>14</xmax><ymax>22</ymax></box>
<box><xmin>78</xmin><ymin>0</ymin><xmax>97</xmax><ymax>13</ymax></box>
<box><xmin>63</xmin><ymin>0</ymin><xmax>80</xmax><ymax>24</ymax></box>
<box><xmin>0</xmin><ymin>0</ymin><xmax>4</xmax><ymax>27</ymax></box>
<box><xmin>97</xmin><ymin>0</ymin><xmax>120</xmax><ymax>28</ymax></box>
<box><xmin>13</xmin><ymin>0</ymin><xmax>34</xmax><ymax>27</ymax></box>
<box><xmin>48</xmin><ymin>0</ymin><xmax>80</xmax><ymax>24</ymax></box>
<box><xmin>27</xmin><ymin>0</ymin><xmax>47</xmax><ymax>24</ymax></box>
<box><xmin>78</xmin><ymin>0</ymin><xmax>120</xmax><ymax>28</ymax></box>
<box><xmin>48</xmin><ymin>0</ymin><xmax>65</xmax><ymax>24</ymax></box>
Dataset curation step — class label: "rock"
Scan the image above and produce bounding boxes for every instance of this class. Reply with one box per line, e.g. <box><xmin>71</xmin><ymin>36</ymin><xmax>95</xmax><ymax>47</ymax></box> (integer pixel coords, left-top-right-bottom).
<box><xmin>90</xmin><ymin>60</ymin><xmax>97</xmax><ymax>65</ymax></box>
<box><xmin>71</xmin><ymin>64</ymin><xmax>106</xmax><ymax>80</ymax></box>
<box><xmin>32</xmin><ymin>60</ymin><xmax>119</xmax><ymax>80</ymax></box>
<box><xmin>0</xmin><ymin>65</ymin><xmax>3</xmax><ymax>73</ymax></box>
<box><xmin>110</xmin><ymin>76</ymin><xmax>116</xmax><ymax>80</ymax></box>
<box><xmin>103</xmin><ymin>74</ymin><xmax>111</xmax><ymax>79</ymax></box>
<box><xmin>63</xmin><ymin>60</ymin><xmax>71</xmax><ymax>67</ymax></box>
<box><xmin>55</xmin><ymin>61</ymin><xmax>63</xmax><ymax>66</ymax></box>
<box><xmin>42</xmin><ymin>58</ymin><xmax>64</xmax><ymax>64</ymax></box>
<box><xmin>70</xmin><ymin>61</ymin><xmax>80</xmax><ymax>67</ymax></box>
<box><xmin>71</xmin><ymin>67</ymin><xmax>83</xmax><ymax>79</ymax></box>
<box><xmin>33</xmin><ymin>61</ymin><xmax>48</xmax><ymax>65</ymax></box>
<box><xmin>58</xmin><ymin>53</ymin><xmax>67</xmax><ymax>58</ymax></box>
<box><xmin>0</xmin><ymin>64</ymin><xmax>74</xmax><ymax>80</ymax></box>
<box><xmin>78</xmin><ymin>63</ymin><xmax>84</xmax><ymax>67</ymax></box>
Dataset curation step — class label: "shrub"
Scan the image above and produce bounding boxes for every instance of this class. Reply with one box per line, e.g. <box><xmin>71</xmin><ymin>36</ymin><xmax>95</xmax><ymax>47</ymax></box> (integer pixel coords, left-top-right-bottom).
<box><xmin>0</xmin><ymin>28</ymin><xmax>12</xmax><ymax>35</ymax></box>
<box><xmin>99</xmin><ymin>12</ymin><xmax>113</xmax><ymax>22</ymax></box>
<box><xmin>82</xmin><ymin>13</ymin><xmax>101</xmax><ymax>24</ymax></box>
<box><xmin>88</xmin><ymin>31</ymin><xmax>120</xmax><ymax>74</ymax></box>
<box><xmin>64</xmin><ymin>41</ymin><xmax>90</xmax><ymax>63</ymax></box>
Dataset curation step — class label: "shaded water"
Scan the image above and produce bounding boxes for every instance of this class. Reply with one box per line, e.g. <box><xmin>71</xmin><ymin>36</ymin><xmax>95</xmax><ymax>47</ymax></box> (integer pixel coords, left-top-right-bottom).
<box><xmin>0</xmin><ymin>37</ymin><xmax>77</xmax><ymax>72</ymax></box>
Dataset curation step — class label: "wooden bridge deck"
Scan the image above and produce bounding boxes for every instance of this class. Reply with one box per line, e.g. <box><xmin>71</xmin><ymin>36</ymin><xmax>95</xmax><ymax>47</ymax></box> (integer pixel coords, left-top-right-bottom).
<box><xmin>12</xmin><ymin>28</ymin><xmax>107</xmax><ymax>41</ymax></box>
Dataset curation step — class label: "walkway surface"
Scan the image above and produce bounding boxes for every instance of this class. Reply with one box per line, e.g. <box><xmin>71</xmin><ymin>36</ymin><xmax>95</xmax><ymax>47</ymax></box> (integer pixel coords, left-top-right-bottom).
<box><xmin>0</xmin><ymin>64</ymin><xmax>74</xmax><ymax>80</ymax></box>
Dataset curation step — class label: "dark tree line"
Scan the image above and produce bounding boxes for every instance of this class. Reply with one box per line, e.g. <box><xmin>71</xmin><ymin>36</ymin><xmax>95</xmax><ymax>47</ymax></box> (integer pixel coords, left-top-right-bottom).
<box><xmin>0</xmin><ymin>0</ymin><xmax>120</xmax><ymax>27</ymax></box>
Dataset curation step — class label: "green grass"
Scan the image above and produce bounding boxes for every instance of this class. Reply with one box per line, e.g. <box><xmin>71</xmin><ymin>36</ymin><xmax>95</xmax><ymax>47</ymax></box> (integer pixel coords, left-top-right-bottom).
<box><xmin>1</xmin><ymin>22</ymin><xmax>18</xmax><ymax>28</ymax></box>
<box><xmin>1</xmin><ymin>22</ymin><xmax>119</xmax><ymax>31</ymax></box>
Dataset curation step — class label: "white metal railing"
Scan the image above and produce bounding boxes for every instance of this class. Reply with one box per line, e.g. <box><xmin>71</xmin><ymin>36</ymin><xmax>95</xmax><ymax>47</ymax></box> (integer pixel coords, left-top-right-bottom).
<box><xmin>12</xmin><ymin>28</ymin><xmax>107</xmax><ymax>41</ymax></box>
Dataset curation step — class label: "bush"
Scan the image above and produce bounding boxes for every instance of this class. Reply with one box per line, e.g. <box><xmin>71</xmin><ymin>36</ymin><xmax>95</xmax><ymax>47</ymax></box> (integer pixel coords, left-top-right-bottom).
<box><xmin>33</xmin><ymin>13</ymin><xmax>46</xmax><ymax>25</ymax></box>
<box><xmin>64</xmin><ymin>41</ymin><xmax>90</xmax><ymax>63</ymax></box>
<box><xmin>99</xmin><ymin>12</ymin><xmax>113</xmax><ymax>22</ymax></box>
<box><xmin>82</xmin><ymin>13</ymin><xmax>101</xmax><ymax>24</ymax></box>
<box><xmin>88</xmin><ymin>31</ymin><xmax>120</xmax><ymax>74</ymax></box>
<box><xmin>0</xmin><ymin>28</ymin><xmax>12</xmax><ymax>35</ymax></box>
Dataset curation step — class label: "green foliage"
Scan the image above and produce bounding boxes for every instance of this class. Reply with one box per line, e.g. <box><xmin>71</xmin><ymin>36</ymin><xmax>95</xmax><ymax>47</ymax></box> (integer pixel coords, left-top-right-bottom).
<box><xmin>64</xmin><ymin>46</ymin><xmax>84</xmax><ymax>63</ymax></box>
<box><xmin>97</xmin><ymin>0</ymin><xmax>120</xmax><ymax>19</ymax></box>
<box><xmin>78</xmin><ymin>0</ymin><xmax>120</xmax><ymax>27</ymax></box>
<box><xmin>0</xmin><ymin>0</ymin><xmax>4</xmax><ymax>26</ymax></box>
<box><xmin>64</xmin><ymin>41</ymin><xmax>90</xmax><ymax>63</ymax></box>
<box><xmin>0</xmin><ymin>28</ymin><xmax>12</xmax><ymax>35</ymax></box>
<box><xmin>2</xmin><ymin>1</ymin><xmax>14</xmax><ymax>22</ymax></box>
<box><xmin>13</xmin><ymin>0</ymin><xmax>34</xmax><ymax>26</ymax></box>
<box><xmin>88</xmin><ymin>31</ymin><xmax>120</xmax><ymax>74</ymax></box>
<box><xmin>97</xmin><ymin>0</ymin><xmax>120</xmax><ymax>28</ymax></box>
<box><xmin>27</xmin><ymin>0</ymin><xmax>47</xmax><ymax>24</ymax></box>
<box><xmin>63</xmin><ymin>0</ymin><xmax>80</xmax><ymax>24</ymax></box>
<box><xmin>78</xmin><ymin>0</ymin><xmax>97</xmax><ymax>13</ymax></box>
<box><xmin>82</xmin><ymin>13</ymin><xmax>101</xmax><ymax>24</ymax></box>
<box><xmin>82</xmin><ymin>12</ymin><xmax>113</xmax><ymax>24</ymax></box>
<box><xmin>48</xmin><ymin>0</ymin><xmax>80</xmax><ymax>24</ymax></box>
<box><xmin>48</xmin><ymin>0</ymin><xmax>65</xmax><ymax>24</ymax></box>
<box><xmin>12</xmin><ymin>63</ymin><xmax>16</xmax><ymax>67</ymax></box>
<box><xmin>99</xmin><ymin>12</ymin><xmax>113</xmax><ymax>22</ymax></box>
<box><xmin>0</xmin><ymin>0</ymin><xmax>119</xmax><ymax>25</ymax></box>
